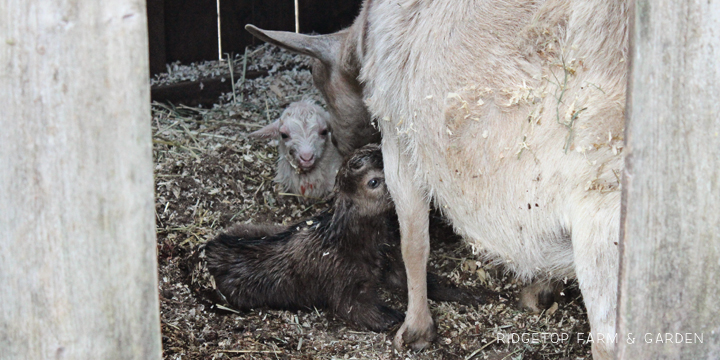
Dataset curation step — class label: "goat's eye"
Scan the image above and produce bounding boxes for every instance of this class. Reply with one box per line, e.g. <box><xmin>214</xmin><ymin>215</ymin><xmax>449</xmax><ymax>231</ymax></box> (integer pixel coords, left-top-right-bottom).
<box><xmin>319</xmin><ymin>129</ymin><xmax>328</xmax><ymax>136</ymax></box>
<box><xmin>280</xmin><ymin>133</ymin><xmax>290</xmax><ymax>140</ymax></box>
<box><xmin>367</xmin><ymin>178</ymin><xmax>381</xmax><ymax>189</ymax></box>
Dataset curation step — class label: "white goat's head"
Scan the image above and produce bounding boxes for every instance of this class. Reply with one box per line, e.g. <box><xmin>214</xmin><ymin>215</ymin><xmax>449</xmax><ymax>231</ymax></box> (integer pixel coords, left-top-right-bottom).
<box><xmin>250</xmin><ymin>100</ymin><xmax>332</xmax><ymax>173</ymax></box>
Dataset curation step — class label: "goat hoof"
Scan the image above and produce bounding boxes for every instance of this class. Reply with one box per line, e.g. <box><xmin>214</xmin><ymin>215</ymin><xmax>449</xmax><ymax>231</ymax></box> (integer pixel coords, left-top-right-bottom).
<box><xmin>393</xmin><ymin>317</ymin><xmax>436</xmax><ymax>352</ymax></box>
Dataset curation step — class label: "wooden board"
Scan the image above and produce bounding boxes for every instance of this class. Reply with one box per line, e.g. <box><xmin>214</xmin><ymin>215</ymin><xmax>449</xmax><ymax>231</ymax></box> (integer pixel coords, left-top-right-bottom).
<box><xmin>618</xmin><ymin>0</ymin><xmax>720</xmax><ymax>358</ymax></box>
<box><xmin>164</xmin><ymin>0</ymin><xmax>219</xmax><ymax>63</ymax></box>
<box><xmin>150</xmin><ymin>64</ymin><xmax>309</xmax><ymax>107</ymax></box>
<box><xmin>147</xmin><ymin>0</ymin><xmax>167</xmax><ymax>75</ymax></box>
<box><xmin>145</xmin><ymin>0</ymin><xmax>364</xmax><ymax>75</ymax></box>
<box><xmin>219</xmin><ymin>0</ymin><xmax>295</xmax><ymax>57</ymax></box>
<box><xmin>219</xmin><ymin>0</ymin><xmax>363</xmax><ymax>57</ymax></box>
<box><xmin>0</xmin><ymin>0</ymin><xmax>162</xmax><ymax>359</ymax></box>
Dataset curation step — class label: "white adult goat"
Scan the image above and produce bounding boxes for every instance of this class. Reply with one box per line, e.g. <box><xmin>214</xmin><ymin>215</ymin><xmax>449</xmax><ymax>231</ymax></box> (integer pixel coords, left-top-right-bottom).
<box><xmin>247</xmin><ymin>0</ymin><xmax>627</xmax><ymax>358</ymax></box>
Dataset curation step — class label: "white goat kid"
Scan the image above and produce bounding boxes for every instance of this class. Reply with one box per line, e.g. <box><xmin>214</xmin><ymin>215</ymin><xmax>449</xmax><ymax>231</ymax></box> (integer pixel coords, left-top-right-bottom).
<box><xmin>247</xmin><ymin>1</ymin><xmax>626</xmax><ymax>359</ymax></box>
<box><xmin>250</xmin><ymin>100</ymin><xmax>342</xmax><ymax>199</ymax></box>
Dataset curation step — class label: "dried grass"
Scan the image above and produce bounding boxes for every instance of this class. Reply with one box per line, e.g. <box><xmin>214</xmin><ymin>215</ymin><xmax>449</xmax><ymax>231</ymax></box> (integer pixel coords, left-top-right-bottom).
<box><xmin>152</xmin><ymin>45</ymin><xmax>592</xmax><ymax>360</ymax></box>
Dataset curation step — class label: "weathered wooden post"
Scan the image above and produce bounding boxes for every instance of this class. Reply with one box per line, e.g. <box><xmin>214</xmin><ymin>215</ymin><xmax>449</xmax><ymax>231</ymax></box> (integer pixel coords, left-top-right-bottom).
<box><xmin>618</xmin><ymin>0</ymin><xmax>720</xmax><ymax>358</ymax></box>
<box><xmin>0</xmin><ymin>1</ymin><xmax>162</xmax><ymax>359</ymax></box>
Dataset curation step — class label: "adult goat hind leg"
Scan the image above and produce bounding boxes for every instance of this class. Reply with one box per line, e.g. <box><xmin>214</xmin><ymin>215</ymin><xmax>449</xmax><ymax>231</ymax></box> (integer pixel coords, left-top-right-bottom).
<box><xmin>382</xmin><ymin>140</ymin><xmax>436</xmax><ymax>351</ymax></box>
<box><xmin>571</xmin><ymin>193</ymin><xmax>621</xmax><ymax>360</ymax></box>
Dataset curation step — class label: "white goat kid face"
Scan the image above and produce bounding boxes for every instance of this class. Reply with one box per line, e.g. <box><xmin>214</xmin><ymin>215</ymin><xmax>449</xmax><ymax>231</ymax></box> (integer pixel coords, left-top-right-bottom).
<box><xmin>279</xmin><ymin>113</ymin><xmax>330</xmax><ymax>172</ymax></box>
<box><xmin>249</xmin><ymin>100</ymin><xmax>333</xmax><ymax>173</ymax></box>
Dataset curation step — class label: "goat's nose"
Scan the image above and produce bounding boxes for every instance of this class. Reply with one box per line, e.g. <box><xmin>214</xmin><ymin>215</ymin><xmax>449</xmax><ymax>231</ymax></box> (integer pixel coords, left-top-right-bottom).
<box><xmin>299</xmin><ymin>153</ymin><xmax>314</xmax><ymax>162</ymax></box>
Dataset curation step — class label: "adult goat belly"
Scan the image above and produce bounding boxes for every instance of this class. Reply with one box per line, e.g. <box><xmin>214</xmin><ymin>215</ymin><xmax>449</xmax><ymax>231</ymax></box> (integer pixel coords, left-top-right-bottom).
<box><xmin>360</xmin><ymin>0</ymin><xmax>625</xmax><ymax>358</ymax></box>
<box><xmin>361</xmin><ymin>0</ymin><xmax>624</xmax><ymax>278</ymax></box>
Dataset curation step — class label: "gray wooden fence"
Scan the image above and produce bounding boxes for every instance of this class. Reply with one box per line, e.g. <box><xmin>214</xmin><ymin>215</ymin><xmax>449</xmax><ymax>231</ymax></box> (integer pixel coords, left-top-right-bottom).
<box><xmin>3</xmin><ymin>0</ymin><xmax>720</xmax><ymax>359</ymax></box>
<box><xmin>618</xmin><ymin>0</ymin><xmax>720</xmax><ymax>359</ymax></box>
<box><xmin>0</xmin><ymin>0</ymin><xmax>162</xmax><ymax>359</ymax></box>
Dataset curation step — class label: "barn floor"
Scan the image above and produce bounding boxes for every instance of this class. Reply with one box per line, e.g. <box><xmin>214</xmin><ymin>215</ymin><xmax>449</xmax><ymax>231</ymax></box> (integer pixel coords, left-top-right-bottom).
<box><xmin>152</xmin><ymin>45</ymin><xmax>592</xmax><ymax>360</ymax></box>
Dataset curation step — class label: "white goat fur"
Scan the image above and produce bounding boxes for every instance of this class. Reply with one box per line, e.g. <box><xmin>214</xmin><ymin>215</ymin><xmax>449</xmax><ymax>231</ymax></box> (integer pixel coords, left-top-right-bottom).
<box><xmin>251</xmin><ymin>100</ymin><xmax>342</xmax><ymax>199</ymax></box>
<box><xmin>248</xmin><ymin>1</ymin><xmax>627</xmax><ymax>358</ymax></box>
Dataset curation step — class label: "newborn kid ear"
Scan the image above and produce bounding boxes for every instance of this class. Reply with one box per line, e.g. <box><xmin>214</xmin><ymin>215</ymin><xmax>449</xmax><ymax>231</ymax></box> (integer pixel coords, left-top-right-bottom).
<box><xmin>249</xmin><ymin>119</ymin><xmax>280</xmax><ymax>139</ymax></box>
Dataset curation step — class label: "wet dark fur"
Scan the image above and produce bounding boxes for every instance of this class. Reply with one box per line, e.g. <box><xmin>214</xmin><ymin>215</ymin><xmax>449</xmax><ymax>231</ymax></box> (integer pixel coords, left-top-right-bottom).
<box><xmin>204</xmin><ymin>144</ymin><xmax>488</xmax><ymax>331</ymax></box>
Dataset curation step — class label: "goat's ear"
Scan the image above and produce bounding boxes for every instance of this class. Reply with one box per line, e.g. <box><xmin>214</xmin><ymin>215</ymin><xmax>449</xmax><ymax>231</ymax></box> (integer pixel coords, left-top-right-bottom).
<box><xmin>249</xmin><ymin>120</ymin><xmax>280</xmax><ymax>139</ymax></box>
<box><xmin>245</xmin><ymin>24</ymin><xmax>343</xmax><ymax>66</ymax></box>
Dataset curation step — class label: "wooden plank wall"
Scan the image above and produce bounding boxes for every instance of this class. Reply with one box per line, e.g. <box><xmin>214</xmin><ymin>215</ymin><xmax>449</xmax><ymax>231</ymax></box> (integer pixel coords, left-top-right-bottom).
<box><xmin>165</xmin><ymin>0</ymin><xmax>219</xmax><ymax>64</ymax></box>
<box><xmin>149</xmin><ymin>0</ymin><xmax>363</xmax><ymax>75</ymax></box>
<box><xmin>0</xmin><ymin>0</ymin><xmax>162</xmax><ymax>358</ymax></box>
<box><xmin>220</xmin><ymin>0</ymin><xmax>361</xmax><ymax>58</ymax></box>
<box><xmin>617</xmin><ymin>0</ymin><xmax>720</xmax><ymax>358</ymax></box>
<box><xmin>147</xmin><ymin>0</ymin><xmax>167</xmax><ymax>74</ymax></box>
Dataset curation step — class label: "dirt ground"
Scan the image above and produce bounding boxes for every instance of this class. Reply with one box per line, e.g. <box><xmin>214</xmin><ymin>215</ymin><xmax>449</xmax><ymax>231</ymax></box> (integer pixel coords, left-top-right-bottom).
<box><xmin>152</xmin><ymin>45</ymin><xmax>592</xmax><ymax>360</ymax></box>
